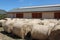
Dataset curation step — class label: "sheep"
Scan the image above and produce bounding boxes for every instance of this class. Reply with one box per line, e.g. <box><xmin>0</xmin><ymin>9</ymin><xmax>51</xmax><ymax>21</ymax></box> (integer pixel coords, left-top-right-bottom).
<box><xmin>0</xmin><ymin>19</ymin><xmax>6</xmax><ymax>27</ymax></box>
<box><xmin>48</xmin><ymin>19</ymin><xmax>58</xmax><ymax>25</ymax></box>
<box><xmin>2</xmin><ymin>18</ymin><xmax>59</xmax><ymax>40</ymax></box>
<box><xmin>4</xmin><ymin>18</ymin><xmax>12</xmax><ymax>20</ymax></box>
<box><xmin>12</xmin><ymin>19</ymin><xmax>56</xmax><ymax>39</ymax></box>
<box><xmin>2</xmin><ymin>19</ymin><xmax>16</xmax><ymax>33</ymax></box>
<box><xmin>28</xmin><ymin>19</ymin><xmax>42</xmax><ymax>25</ymax></box>
<box><xmin>57</xmin><ymin>20</ymin><xmax>60</xmax><ymax>25</ymax></box>
<box><xmin>31</xmin><ymin>21</ymin><xmax>58</xmax><ymax>40</ymax></box>
<box><xmin>47</xmin><ymin>23</ymin><xmax>57</xmax><ymax>36</ymax></box>
<box><xmin>42</xmin><ymin>19</ymin><xmax>58</xmax><ymax>35</ymax></box>
<box><xmin>49</xmin><ymin>25</ymin><xmax>60</xmax><ymax>40</ymax></box>
<box><xmin>41</xmin><ymin>19</ymin><xmax>50</xmax><ymax>25</ymax></box>
<box><xmin>12</xmin><ymin>21</ymin><xmax>32</xmax><ymax>39</ymax></box>
<box><xmin>42</xmin><ymin>19</ymin><xmax>58</xmax><ymax>26</ymax></box>
<box><xmin>31</xmin><ymin>24</ymin><xmax>49</xmax><ymax>40</ymax></box>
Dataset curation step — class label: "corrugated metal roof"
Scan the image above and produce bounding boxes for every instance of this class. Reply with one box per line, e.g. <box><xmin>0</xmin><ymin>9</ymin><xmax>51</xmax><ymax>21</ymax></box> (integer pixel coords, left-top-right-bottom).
<box><xmin>8</xmin><ymin>4</ymin><xmax>60</xmax><ymax>12</ymax></box>
<box><xmin>19</xmin><ymin>4</ymin><xmax>60</xmax><ymax>8</ymax></box>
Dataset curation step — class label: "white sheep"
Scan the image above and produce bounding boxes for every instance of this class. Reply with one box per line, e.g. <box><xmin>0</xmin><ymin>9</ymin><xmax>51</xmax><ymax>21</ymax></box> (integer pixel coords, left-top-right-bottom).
<box><xmin>12</xmin><ymin>21</ymin><xmax>32</xmax><ymax>39</ymax></box>
<box><xmin>28</xmin><ymin>19</ymin><xmax>42</xmax><ymax>25</ymax></box>
<box><xmin>49</xmin><ymin>19</ymin><xmax>58</xmax><ymax>25</ymax></box>
<box><xmin>31</xmin><ymin>24</ymin><xmax>49</xmax><ymax>40</ymax></box>
<box><xmin>0</xmin><ymin>19</ymin><xmax>6</xmax><ymax>27</ymax></box>
<box><xmin>51</xmin><ymin>25</ymin><xmax>60</xmax><ymax>31</ymax></box>
<box><xmin>41</xmin><ymin>19</ymin><xmax>50</xmax><ymax>25</ymax></box>
<box><xmin>3</xmin><ymin>19</ymin><xmax>16</xmax><ymax>33</ymax></box>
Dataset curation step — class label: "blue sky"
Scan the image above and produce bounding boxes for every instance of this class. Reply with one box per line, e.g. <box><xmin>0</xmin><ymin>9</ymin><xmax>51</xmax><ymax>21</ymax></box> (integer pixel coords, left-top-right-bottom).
<box><xmin>0</xmin><ymin>0</ymin><xmax>60</xmax><ymax>11</ymax></box>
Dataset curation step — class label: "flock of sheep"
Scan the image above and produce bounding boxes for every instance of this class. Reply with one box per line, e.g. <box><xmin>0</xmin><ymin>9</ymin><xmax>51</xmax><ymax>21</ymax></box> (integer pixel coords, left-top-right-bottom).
<box><xmin>0</xmin><ymin>18</ymin><xmax>60</xmax><ymax>40</ymax></box>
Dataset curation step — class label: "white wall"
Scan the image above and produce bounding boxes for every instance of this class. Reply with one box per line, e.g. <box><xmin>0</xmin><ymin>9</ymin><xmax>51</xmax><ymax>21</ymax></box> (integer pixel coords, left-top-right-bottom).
<box><xmin>23</xmin><ymin>13</ymin><xmax>32</xmax><ymax>18</ymax></box>
<box><xmin>7</xmin><ymin>13</ymin><xmax>16</xmax><ymax>18</ymax></box>
<box><xmin>42</xmin><ymin>12</ymin><xmax>54</xmax><ymax>19</ymax></box>
<box><xmin>7</xmin><ymin>12</ymin><xmax>55</xmax><ymax>19</ymax></box>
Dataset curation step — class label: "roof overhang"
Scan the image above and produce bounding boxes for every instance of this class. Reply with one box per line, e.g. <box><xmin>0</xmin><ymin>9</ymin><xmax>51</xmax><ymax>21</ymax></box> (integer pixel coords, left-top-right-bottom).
<box><xmin>8</xmin><ymin>4</ymin><xmax>60</xmax><ymax>12</ymax></box>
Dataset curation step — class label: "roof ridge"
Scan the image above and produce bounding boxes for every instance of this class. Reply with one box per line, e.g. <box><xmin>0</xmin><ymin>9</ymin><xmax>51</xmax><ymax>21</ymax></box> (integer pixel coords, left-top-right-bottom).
<box><xmin>19</xmin><ymin>4</ymin><xmax>60</xmax><ymax>9</ymax></box>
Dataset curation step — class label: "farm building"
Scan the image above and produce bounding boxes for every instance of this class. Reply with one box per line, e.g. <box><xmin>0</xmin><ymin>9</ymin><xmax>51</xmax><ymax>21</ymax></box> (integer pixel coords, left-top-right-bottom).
<box><xmin>7</xmin><ymin>4</ymin><xmax>60</xmax><ymax>19</ymax></box>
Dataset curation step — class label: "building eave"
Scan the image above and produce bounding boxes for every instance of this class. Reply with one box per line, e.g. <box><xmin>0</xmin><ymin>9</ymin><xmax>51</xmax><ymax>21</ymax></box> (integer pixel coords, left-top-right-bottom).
<box><xmin>8</xmin><ymin>4</ymin><xmax>60</xmax><ymax>12</ymax></box>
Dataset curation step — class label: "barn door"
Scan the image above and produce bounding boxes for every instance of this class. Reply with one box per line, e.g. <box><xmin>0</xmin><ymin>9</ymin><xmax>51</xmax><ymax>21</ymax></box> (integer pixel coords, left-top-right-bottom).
<box><xmin>54</xmin><ymin>12</ymin><xmax>60</xmax><ymax>19</ymax></box>
<box><xmin>32</xmin><ymin>12</ymin><xmax>42</xmax><ymax>18</ymax></box>
<box><xmin>16</xmin><ymin>12</ymin><xmax>23</xmax><ymax>18</ymax></box>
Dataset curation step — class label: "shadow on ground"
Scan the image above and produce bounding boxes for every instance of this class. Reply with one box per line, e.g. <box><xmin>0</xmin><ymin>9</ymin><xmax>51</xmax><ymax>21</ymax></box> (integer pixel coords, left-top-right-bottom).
<box><xmin>0</xmin><ymin>31</ymin><xmax>20</xmax><ymax>39</ymax></box>
<box><xmin>0</xmin><ymin>31</ymin><xmax>49</xmax><ymax>40</ymax></box>
<box><xmin>0</xmin><ymin>27</ymin><xmax>49</xmax><ymax>40</ymax></box>
<box><xmin>0</xmin><ymin>31</ymin><xmax>32</xmax><ymax>40</ymax></box>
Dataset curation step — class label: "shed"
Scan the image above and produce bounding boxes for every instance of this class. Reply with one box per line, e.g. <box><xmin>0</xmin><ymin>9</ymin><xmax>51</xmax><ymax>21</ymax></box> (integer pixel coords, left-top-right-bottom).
<box><xmin>7</xmin><ymin>4</ymin><xmax>60</xmax><ymax>19</ymax></box>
